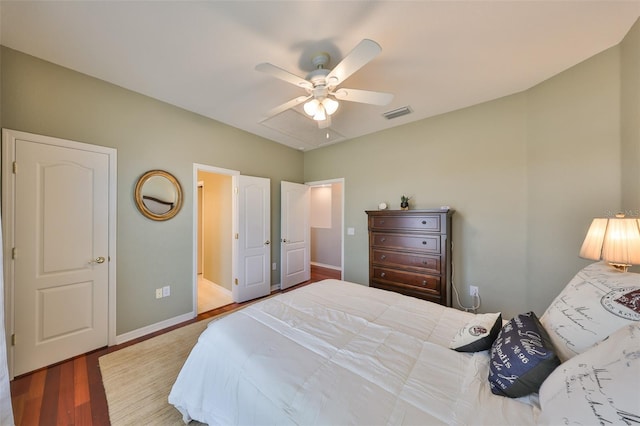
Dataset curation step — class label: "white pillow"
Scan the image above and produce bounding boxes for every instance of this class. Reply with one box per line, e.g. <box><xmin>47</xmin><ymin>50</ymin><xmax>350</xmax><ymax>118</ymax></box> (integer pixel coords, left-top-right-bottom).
<box><xmin>538</xmin><ymin>322</ymin><xmax>640</xmax><ymax>425</ymax></box>
<box><xmin>449</xmin><ymin>312</ymin><xmax>502</xmax><ymax>352</ymax></box>
<box><xmin>540</xmin><ymin>261</ymin><xmax>640</xmax><ymax>361</ymax></box>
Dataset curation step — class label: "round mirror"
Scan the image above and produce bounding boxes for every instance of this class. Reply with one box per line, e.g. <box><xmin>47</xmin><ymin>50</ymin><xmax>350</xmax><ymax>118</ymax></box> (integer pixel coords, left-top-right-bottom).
<box><xmin>134</xmin><ymin>170</ymin><xmax>183</xmax><ymax>221</ymax></box>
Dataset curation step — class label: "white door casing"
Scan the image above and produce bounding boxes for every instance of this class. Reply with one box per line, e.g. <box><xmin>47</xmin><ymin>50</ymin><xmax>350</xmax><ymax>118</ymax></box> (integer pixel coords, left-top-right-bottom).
<box><xmin>280</xmin><ymin>181</ymin><xmax>310</xmax><ymax>290</ymax></box>
<box><xmin>2</xmin><ymin>129</ymin><xmax>116</xmax><ymax>377</ymax></box>
<box><xmin>233</xmin><ymin>175</ymin><xmax>271</xmax><ymax>303</ymax></box>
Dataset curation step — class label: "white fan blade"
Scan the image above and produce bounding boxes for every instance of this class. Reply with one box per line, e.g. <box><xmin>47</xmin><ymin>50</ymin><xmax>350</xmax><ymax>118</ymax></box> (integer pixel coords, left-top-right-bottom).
<box><xmin>326</xmin><ymin>39</ymin><xmax>382</xmax><ymax>86</ymax></box>
<box><xmin>255</xmin><ymin>63</ymin><xmax>312</xmax><ymax>89</ymax></box>
<box><xmin>262</xmin><ymin>95</ymin><xmax>311</xmax><ymax>120</ymax></box>
<box><xmin>333</xmin><ymin>88</ymin><xmax>393</xmax><ymax>106</ymax></box>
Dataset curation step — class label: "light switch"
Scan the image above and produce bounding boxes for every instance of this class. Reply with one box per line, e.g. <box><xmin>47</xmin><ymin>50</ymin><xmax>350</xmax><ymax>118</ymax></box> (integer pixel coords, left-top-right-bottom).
<box><xmin>347</xmin><ymin>227</ymin><xmax>355</xmax><ymax>236</ymax></box>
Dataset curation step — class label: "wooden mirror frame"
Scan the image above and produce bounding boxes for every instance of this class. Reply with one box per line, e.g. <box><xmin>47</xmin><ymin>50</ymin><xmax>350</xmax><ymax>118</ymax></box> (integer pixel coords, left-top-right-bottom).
<box><xmin>134</xmin><ymin>170</ymin><xmax>183</xmax><ymax>221</ymax></box>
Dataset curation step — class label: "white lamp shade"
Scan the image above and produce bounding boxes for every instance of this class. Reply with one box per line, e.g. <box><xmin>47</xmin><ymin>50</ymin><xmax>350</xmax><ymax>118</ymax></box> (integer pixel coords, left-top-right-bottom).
<box><xmin>323</xmin><ymin>97</ymin><xmax>339</xmax><ymax>115</ymax></box>
<box><xmin>579</xmin><ymin>217</ymin><xmax>640</xmax><ymax>266</ymax></box>
<box><xmin>601</xmin><ymin>218</ymin><xmax>640</xmax><ymax>265</ymax></box>
<box><xmin>303</xmin><ymin>99</ymin><xmax>320</xmax><ymax>116</ymax></box>
<box><xmin>579</xmin><ymin>218</ymin><xmax>608</xmax><ymax>260</ymax></box>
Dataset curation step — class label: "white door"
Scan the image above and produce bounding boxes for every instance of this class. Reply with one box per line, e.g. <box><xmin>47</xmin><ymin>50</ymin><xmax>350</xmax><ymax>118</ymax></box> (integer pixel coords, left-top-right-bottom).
<box><xmin>233</xmin><ymin>175</ymin><xmax>271</xmax><ymax>303</ymax></box>
<box><xmin>280</xmin><ymin>181</ymin><xmax>310</xmax><ymax>290</ymax></box>
<box><xmin>4</xmin><ymin>131</ymin><xmax>113</xmax><ymax>376</ymax></box>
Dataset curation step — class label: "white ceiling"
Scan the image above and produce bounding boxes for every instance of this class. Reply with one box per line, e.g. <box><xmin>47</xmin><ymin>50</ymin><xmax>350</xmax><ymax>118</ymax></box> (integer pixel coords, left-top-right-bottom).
<box><xmin>1</xmin><ymin>1</ymin><xmax>639</xmax><ymax>151</ymax></box>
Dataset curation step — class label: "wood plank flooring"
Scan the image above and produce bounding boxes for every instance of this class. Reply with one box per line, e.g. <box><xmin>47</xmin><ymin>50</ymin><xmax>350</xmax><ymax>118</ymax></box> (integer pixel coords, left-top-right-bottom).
<box><xmin>10</xmin><ymin>265</ymin><xmax>341</xmax><ymax>425</ymax></box>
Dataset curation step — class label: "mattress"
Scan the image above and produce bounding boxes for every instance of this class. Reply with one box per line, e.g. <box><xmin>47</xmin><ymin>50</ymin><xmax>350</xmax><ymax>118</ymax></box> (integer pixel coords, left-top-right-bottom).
<box><xmin>169</xmin><ymin>279</ymin><xmax>539</xmax><ymax>425</ymax></box>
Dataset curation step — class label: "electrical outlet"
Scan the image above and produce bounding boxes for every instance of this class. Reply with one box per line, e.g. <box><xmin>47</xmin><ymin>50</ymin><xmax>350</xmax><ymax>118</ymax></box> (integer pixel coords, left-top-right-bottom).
<box><xmin>162</xmin><ymin>285</ymin><xmax>170</xmax><ymax>297</ymax></box>
<box><xmin>155</xmin><ymin>288</ymin><xmax>162</xmax><ymax>299</ymax></box>
<box><xmin>469</xmin><ymin>286</ymin><xmax>479</xmax><ymax>297</ymax></box>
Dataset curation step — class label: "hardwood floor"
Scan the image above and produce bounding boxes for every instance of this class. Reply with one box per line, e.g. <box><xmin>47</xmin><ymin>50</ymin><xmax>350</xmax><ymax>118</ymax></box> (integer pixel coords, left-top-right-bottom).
<box><xmin>10</xmin><ymin>265</ymin><xmax>341</xmax><ymax>425</ymax></box>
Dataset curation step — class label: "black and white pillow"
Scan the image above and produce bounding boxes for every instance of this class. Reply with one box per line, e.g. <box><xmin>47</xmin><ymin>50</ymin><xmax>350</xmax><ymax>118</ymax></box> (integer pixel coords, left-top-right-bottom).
<box><xmin>540</xmin><ymin>261</ymin><xmax>640</xmax><ymax>362</ymax></box>
<box><xmin>488</xmin><ymin>312</ymin><xmax>560</xmax><ymax>398</ymax></box>
<box><xmin>450</xmin><ymin>312</ymin><xmax>502</xmax><ymax>352</ymax></box>
<box><xmin>538</xmin><ymin>322</ymin><xmax>640</xmax><ymax>425</ymax></box>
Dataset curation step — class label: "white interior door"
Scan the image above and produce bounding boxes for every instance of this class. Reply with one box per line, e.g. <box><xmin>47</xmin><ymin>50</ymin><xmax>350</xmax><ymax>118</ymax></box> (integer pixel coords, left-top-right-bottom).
<box><xmin>4</xmin><ymin>131</ymin><xmax>113</xmax><ymax>376</ymax></box>
<box><xmin>233</xmin><ymin>175</ymin><xmax>271</xmax><ymax>303</ymax></box>
<box><xmin>280</xmin><ymin>181</ymin><xmax>310</xmax><ymax>290</ymax></box>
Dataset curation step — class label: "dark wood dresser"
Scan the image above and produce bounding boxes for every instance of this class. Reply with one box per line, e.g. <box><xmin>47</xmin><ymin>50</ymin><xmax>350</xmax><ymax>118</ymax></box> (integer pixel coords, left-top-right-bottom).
<box><xmin>366</xmin><ymin>209</ymin><xmax>454</xmax><ymax>306</ymax></box>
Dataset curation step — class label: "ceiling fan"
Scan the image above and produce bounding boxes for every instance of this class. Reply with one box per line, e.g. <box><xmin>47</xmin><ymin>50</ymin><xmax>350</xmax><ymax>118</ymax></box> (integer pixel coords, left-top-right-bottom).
<box><xmin>256</xmin><ymin>39</ymin><xmax>394</xmax><ymax>129</ymax></box>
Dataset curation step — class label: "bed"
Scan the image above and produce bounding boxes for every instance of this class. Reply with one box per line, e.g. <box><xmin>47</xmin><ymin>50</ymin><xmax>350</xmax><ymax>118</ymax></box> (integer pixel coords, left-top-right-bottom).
<box><xmin>169</xmin><ymin>262</ymin><xmax>640</xmax><ymax>425</ymax></box>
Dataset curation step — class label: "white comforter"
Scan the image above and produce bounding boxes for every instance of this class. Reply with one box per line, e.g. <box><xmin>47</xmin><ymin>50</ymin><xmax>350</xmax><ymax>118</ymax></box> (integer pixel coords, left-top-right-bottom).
<box><xmin>169</xmin><ymin>279</ymin><xmax>539</xmax><ymax>425</ymax></box>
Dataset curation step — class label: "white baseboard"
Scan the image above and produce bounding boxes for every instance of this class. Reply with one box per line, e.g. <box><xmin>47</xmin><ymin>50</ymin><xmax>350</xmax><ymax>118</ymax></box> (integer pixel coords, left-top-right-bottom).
<box><xmin>311</xmin><ymin>261</ymin><xmax>342</xmax><ymax>271</ymax></box>
<box><xmin>114</xmin><ymin>311</ymin><xmax>195</xmax><ymax>345</ymax></box>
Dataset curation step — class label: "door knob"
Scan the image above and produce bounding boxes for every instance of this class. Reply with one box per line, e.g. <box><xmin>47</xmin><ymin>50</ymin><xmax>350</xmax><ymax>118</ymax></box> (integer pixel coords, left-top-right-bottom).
<box><xmin>90</xmin><ymin>256</ymin><xmax>106</xmax><ymax>264</ymax></box>
<box><xmin>265</xmin><ymin>240</ymin><xmax>271</xmax><ymax>245</ymax></box>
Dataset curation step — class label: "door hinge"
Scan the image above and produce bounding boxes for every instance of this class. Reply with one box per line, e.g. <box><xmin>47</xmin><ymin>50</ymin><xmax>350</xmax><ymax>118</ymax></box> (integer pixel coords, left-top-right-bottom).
<box><xmin>11</xmin><ymin>248</ymin><xmax>16</xmax><ymax>260</ymax></box>
<box><xmin>234</xmin><ymin>278</ymin><xmax>238</xmax><ymax>285</ymax></box>
<box><xmin>12</xmin><ymin>162</ymin><xmax>17</xmax><ymax>174</ymax></box>
<box><xmin>11</xmin><ymin>334</ymin><xmax>15</xmax><ymax>346</ymax></box>
<box><xmin>235</xmin><ymin>233</ymin><xmax>239</xmax><ymax>240</ymax></box>
<box><xmin>234</xmin><ymin>187</ymin><xmax>238</xmax><ymax>194</ymax></box>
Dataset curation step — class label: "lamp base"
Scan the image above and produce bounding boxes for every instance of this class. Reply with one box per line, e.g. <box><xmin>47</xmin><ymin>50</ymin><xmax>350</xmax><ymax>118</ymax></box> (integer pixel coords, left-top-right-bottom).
<box><xmin>609</xmin><ymin>263</ymin><xmax>631</xmax><ymax>272</ymax></box>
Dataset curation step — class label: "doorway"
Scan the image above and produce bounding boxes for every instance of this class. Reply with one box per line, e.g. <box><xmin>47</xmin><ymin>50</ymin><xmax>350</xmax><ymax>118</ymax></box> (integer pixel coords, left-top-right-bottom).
<box><xmin>194</xmin><ymin>165</ymin><xmax>234</xmax><ymax>313</ymax></box>
<box><xmin>307</xmin><ymin>179</ymin><xmax>344</xmax><ymax>279</ymax></box>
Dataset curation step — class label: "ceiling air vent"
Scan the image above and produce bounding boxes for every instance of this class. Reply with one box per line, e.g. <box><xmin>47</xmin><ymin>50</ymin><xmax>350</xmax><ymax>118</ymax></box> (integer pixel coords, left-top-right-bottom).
<box><xmin>382</xmin><ymin>106</ymin><xmax>412</xmax><ymax>120</ymax></box>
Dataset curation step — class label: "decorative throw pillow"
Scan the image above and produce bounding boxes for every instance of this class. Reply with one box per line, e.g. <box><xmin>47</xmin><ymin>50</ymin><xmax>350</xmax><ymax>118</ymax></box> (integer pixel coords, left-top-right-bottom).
<box><xmin>540</xmin><ymin>261</ymin><xmax>640</xmax><ymax>362</ymax></box>
<box><xmin>450</xmin><ymin>312</ymin><xmax>502</xmax><ymax>352</ymax></box>
<box><xmin>538</xmin><ymin>322</ymin><xmax>640</xmax><ymax>425</ymax></box>
<box><xmin>488</xmin><ymin>312</ymin><xmax>560</xmax><ymax>398</ymax></box>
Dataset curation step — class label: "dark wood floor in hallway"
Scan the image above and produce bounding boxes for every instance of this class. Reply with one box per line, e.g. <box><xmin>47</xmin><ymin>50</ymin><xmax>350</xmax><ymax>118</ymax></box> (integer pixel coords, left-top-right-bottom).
<box><xmin>10</xmin><ymin>265</ymin><xmax>341</xmax><ymax>425</ymax></box>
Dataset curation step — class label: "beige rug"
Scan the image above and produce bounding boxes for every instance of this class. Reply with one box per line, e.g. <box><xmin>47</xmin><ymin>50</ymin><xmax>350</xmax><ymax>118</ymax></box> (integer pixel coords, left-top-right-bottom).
<box><xmin>99</xmin><ymin>318</ymin><xmax>217</xmax><ymax>425</ymax></box>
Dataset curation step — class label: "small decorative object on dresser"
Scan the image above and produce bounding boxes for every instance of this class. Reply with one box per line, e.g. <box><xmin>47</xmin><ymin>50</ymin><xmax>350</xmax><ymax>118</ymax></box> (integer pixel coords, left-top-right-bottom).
<box><xmin>400</xmin><ymin>195</ymin><xmax>411</xmax><ymax>210</ymax></box>
<box><xmin>366</xmin><ymin>208</ymin><xmax>454</xmax><ymax>306</ymax></box>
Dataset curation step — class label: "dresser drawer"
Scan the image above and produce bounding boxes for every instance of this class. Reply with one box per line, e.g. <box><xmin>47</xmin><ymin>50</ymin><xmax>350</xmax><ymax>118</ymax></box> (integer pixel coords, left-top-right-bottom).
<box><xmin>371</xmin><ymin>267</ymin><xmax>441</xmax><ymax>294</ymax></box>
<box><xmin>370</xmin><ymin>214</ymin><xmax>441</xmax><ymax>232</ymax></box>
<box><xmin>371</xmin><ymin>233</ymin><xmax>441</xmax><ymax>253</ymax></box>
<box><xmin>371</xmin><ymin>249</ymin><xmax>441</xmax><ymax>274</ymax></box>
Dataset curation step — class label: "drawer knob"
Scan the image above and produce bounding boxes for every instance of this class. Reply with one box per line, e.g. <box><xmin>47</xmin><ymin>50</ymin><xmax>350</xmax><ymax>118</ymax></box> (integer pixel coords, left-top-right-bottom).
<box><xmin>422</xmin><ymin>260</ymin><xmax>427</xmax><ymax>265</ymax></box>
<box><xmin>422</xmin><ymin>280</ymin><xmax>427</xmax><ymax>286</ymax></box>
<box><xmin>422</xmin><ymin>240</ymin><xmax>427</xmax><ymax>245</ymax></box>
<box><xmin>381</xmin><ymin>237</ymin><xmax>386</xmax><ymax>242</ymax></box>
<box><xmin>421</xmin><ymin>220</ymin><xmax>427</xmax><ymax>225</ymax></box>
<box><xmin>380</xmin><ymin>220</ymin><xmax>385</xmax><ymax>224</ymax></box>
<box><xmin>380</xmin><ymin>272</ymin><xmax>386</xmax><ymax>278</ymax></box>
<box><xmin>380</xmin><ymin>255</ymin><xmax>386</xmax><ymax>260</ymax></box>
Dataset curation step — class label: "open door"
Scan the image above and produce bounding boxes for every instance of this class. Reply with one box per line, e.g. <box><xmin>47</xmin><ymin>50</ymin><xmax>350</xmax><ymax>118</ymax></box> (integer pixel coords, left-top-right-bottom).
<box><xmin>233</xmin><ymin>175</ymin><xmax>271</xmax><ymax>303</ymax></box>
<box><xmin>280</xmin><ymin>181</ymin><xmax>310</xmax><ymax>290</ymax></box>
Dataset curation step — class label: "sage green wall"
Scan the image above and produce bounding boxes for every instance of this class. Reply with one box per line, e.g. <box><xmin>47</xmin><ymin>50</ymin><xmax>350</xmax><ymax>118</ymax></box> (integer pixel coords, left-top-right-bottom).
<box><xmin>621</xmin><ymin>19</ymin><xmax>640</xmax><ymax>213</ymax></box>
<box><xmin>305</xmin><ymin>25</ymin><xmax>639</xmax><ymax>318</ymax></box>
<box><xmin>305</xmin><ymin>94</ymin><xmax>530</xmax><ymax>316</ymax></box>
<box><xmin>0</xmin><ymin>46</ymin><xmax>304</xmax><ymax>335</ymax></box>
<box><xmin>525</xmin><ymin>46</ymin><xmax>621</xmax><ymax>310</ymax></box>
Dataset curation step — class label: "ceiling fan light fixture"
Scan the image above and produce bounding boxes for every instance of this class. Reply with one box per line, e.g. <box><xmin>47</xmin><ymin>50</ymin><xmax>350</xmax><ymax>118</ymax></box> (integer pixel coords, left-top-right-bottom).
<box><xmin>304</xmin><ymin>99</ymin><xmax>320</xmax><ymax>116</ymax></box>
<box><xmin>323</xmin><ymin>97</ymin><xmax>339</xmax><ymax>115</ymax></box>
<box><xmin>313</xmin><ymin>104</ymin><xmax>327</xmax><ymax>121</ymax></box>
<box><xmin>304</xmin><ymin>98</ymin><xmax>338</xmax><ymax>120</ymax></box>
